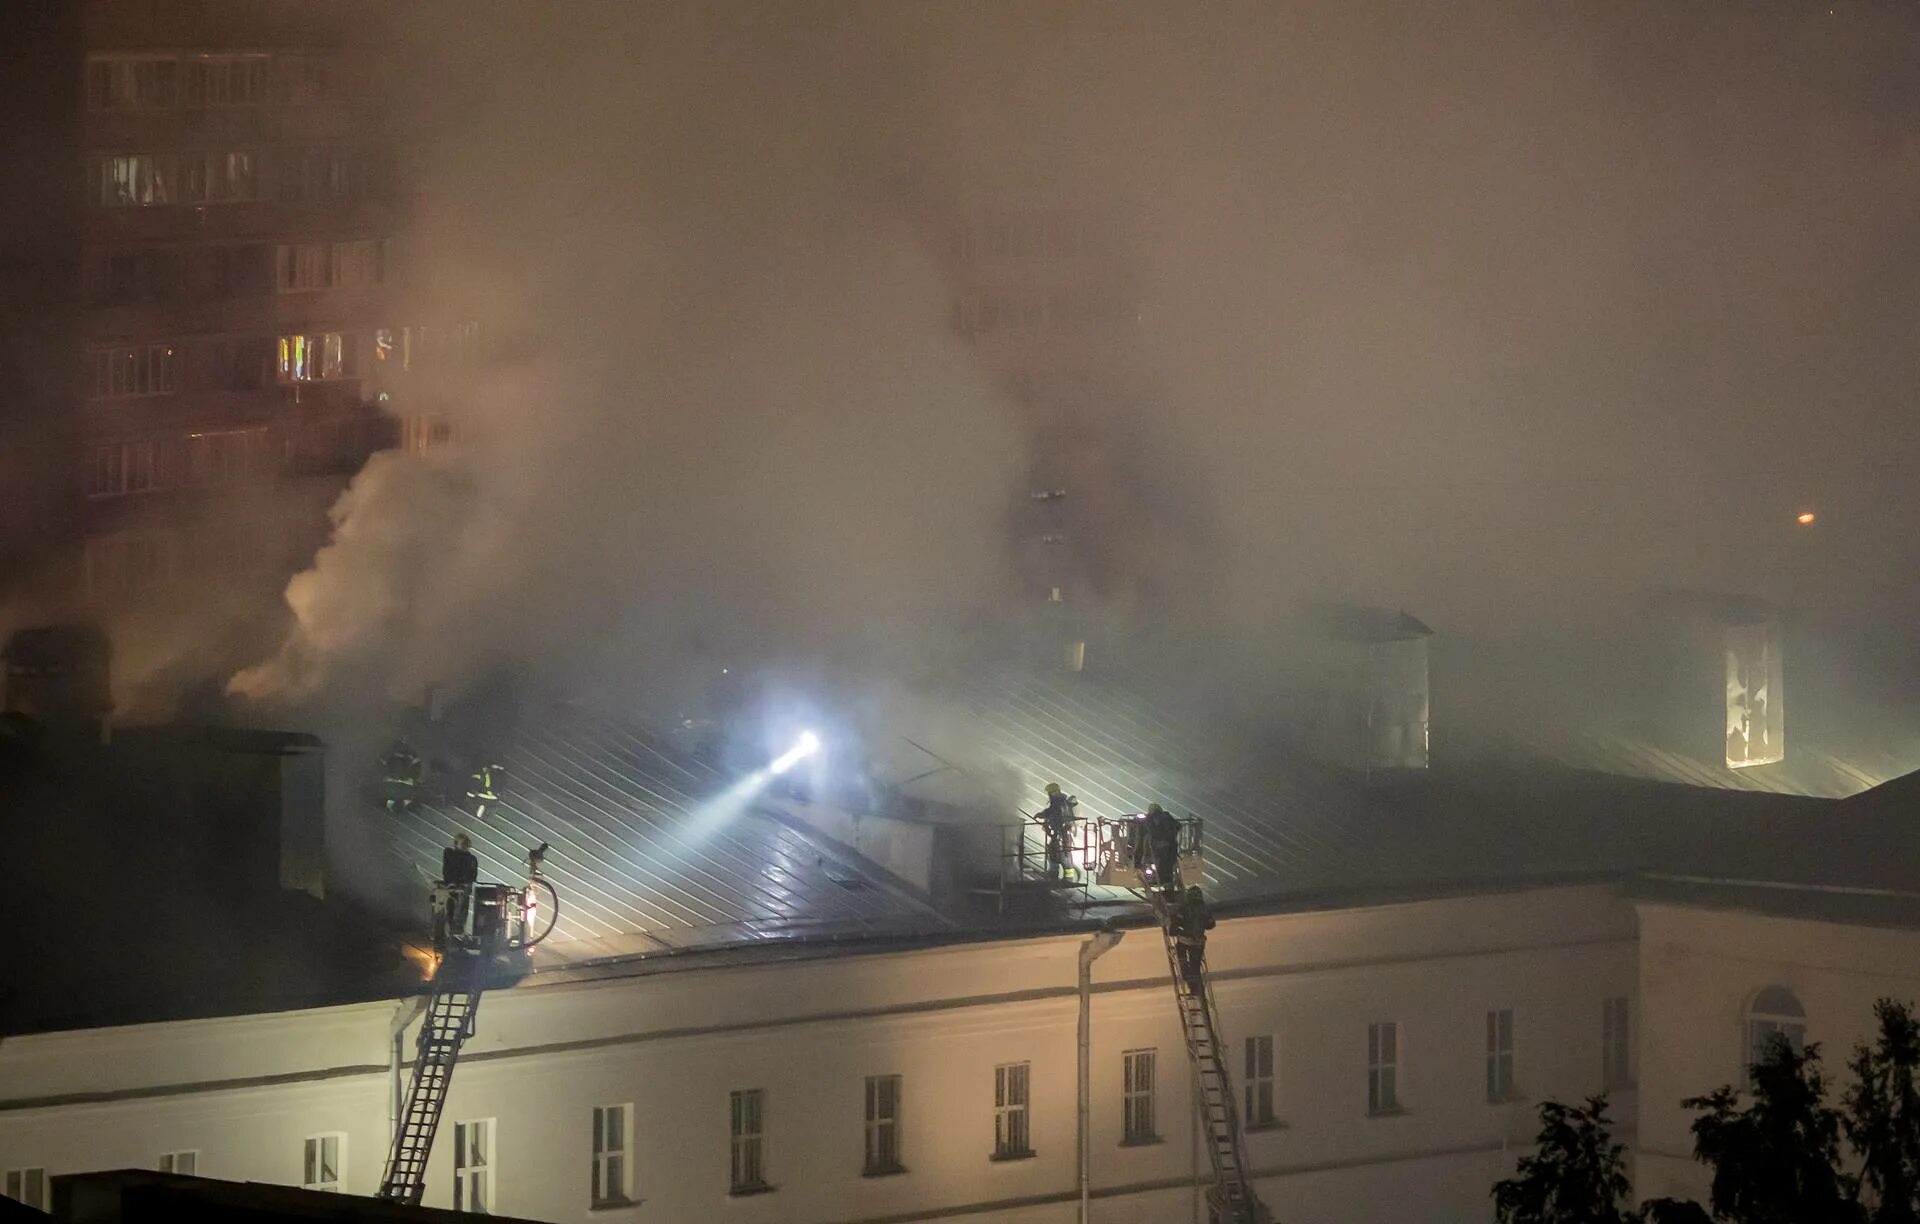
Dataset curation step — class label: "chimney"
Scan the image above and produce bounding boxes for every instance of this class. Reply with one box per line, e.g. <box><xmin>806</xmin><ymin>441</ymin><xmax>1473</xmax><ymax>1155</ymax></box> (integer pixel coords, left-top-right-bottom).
<box><xmin>1296</xmin><ymin>604</ymin><xmax>1432</xmax><ymax>781</ymax></box>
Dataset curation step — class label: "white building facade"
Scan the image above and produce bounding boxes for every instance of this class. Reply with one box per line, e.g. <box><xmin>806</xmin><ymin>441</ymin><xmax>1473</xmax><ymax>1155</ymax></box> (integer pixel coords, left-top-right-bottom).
<box><xmin>0</xmin><ymin>883</ymin><xmax>1658</xmax><ymax>1224</ymax></box>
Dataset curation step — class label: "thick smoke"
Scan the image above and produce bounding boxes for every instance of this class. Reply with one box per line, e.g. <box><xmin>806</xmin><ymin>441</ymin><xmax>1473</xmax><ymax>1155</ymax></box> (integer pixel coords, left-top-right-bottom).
<box><xmin>228</xmin><ymin>3</ymin><xmax>1920</xmax><ymax>769</ymax></box>
<box><xmin>235</xmin><ymin>4</ymin><xmax>1025</xmax><ymax>706</ymax></box>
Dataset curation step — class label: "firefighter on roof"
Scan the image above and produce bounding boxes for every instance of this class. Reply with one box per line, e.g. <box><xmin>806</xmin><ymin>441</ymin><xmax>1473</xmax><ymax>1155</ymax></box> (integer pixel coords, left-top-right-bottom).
<box><xmin>465</xmin><ymin>760</ymin><xmax>504</xmax><ymax>821</ymax></box>
<box><xmin>380</xmin><ymin>738</ymin><xmax>424</xmax><ymax>813</ymax></box>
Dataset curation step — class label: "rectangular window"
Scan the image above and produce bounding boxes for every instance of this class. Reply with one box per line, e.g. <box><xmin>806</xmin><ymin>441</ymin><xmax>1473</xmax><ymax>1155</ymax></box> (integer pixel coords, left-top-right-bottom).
<box><xmin>277</xmin><ymin>242</ymin><xmax>332</xmax><ymax>292</ymax></box>
<box><xmin>993</xmin><ymin>1062</ymin><xmax>1031</xmax><ymax>1160</ymax></box>
<box><xmin>274</xmin><ymin>54</ymin><xmax>335</xmax><ymax>105</ymax></box>
<box><xmin>1603</xmin><ymin>997</ymin><xmax>1633</xmax><ymax>1090</ymax></box>
<box><xmin>591</xmin><ymin>1104</ymin><xmax>630</xmax><ymax>1207</ymax></box>
<box><xmin>274</xmin><ymin>240</ymin><xmax>385</xmax><ymax>294</ymax></box>
<box><xmin>92</xmin><ymin>248</ymin><xmax>185</xmax><ymax>305</ymax></box>
<box><xmin>92</xmin><ymin>153</ymin><xmax>178</xmax><ymax>207</ymax></box>
<box><xmin>204</xmin><ymin>337</ymin><xmax>275</xmax><ymax>390</ymax></box>
<box><xmin>1487</xmin><ymin>1009</ymin><xmax>1517</xmax><ymax>1102</ymax></box>
<box><xmin>454</xmin><ymin>1119</ymin><xmax>491</xmax><ymax>1214</ymax></box>
<box><xmin>88</xmin><ymin>56</ymin><xmax>177</xmax><ymax>110</ymax></box>
<box><xmin>182</xmin><ymin>54</ymin><xmax>268</xmax><ymax>107</ymax></box>
<box><xmin>278</xmin><ymin>333</ymin><xmax>358</xmax><ymax>382</ymax></box>
<box><xmin>91</xmin><ymin>344</ymin><xmax>177</xmax><ymax>399</ymax></box>
<box><xmin>302</xmin><ymin>1134</ymin><xmax>343</xmax><ymax>1193</ymax></box>
<box><xmin>729</xmin><ymin>1089</ymin><xmax>767</xmax><ymax>1194</ymax></box>
<box><xmin>182</xmin><ymin>150</ymin><xmax>261</xmax><ymax>204</ymax></box>
<box><xmin>84</xmin><ymin>441</ymin><xmax>158</xmax><ymax>499</ymax></box>
<box><xmin>1122</xmin><ymin>1049</ymin><xmax>1157</xmax><ymax>1143</ymax></box>
<box><xmin>4</xmin><ymin>1168</ymin><xmax>48</xmax><ymax>1212</ymax></box>
<box><xmin>1244</xmin><ymin>1035</ymin><xmax>1277</xmax><ymax>1128</ymax></box>
<box><xmin>1367</xmin><ymin>1022</ymin><xmax>1399</xmax><ymax>1115</ymax></box>
<box><xmin>158</xmin><ymin>1150</ymin><xmax>197</xmax><ymax>1176</ymax></box>
<box><xmin>863</xmin><ymin>1074</ymin><xmax>903</xmax><ymax>1176</ymax></box>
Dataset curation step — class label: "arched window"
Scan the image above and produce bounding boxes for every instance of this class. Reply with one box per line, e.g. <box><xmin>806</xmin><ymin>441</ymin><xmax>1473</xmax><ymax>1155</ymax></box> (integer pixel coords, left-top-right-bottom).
<box><xmin>1744</xmin><ymin>986</ymin><xmax>1806</xmax><ymax>1083</ymax></box>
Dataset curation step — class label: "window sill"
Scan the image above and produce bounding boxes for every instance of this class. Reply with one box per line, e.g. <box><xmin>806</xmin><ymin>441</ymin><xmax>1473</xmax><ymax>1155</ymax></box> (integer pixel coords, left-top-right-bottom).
<box><xmin>589</xmin><ymin>1199</ymin><xmax>641</xmax><ymax>1214</ymax></box>
<box><xmin>1487</xmin><ymin>1093</ymin><xmax>1529</xmax><ymax>1106</ymax></box>
<box><xmin>990</xmin><ymin>1150</ymin><xmax>1037</xmax><ymax>1163</ymax></box>
<box><xmin>862</xmin><ymin>1166</ymin><xmax>908</xmax><ymax>1179</ymax></box>
<box><xmin>1366</xmin><ymin>1107</ymin><xmax>1408</xmax><ymax>1119</ymax></box>
<box><xmin>1244</xmin><ymin>1120</ymin><xmax>1290</xmax><ymax>1133</ymax></box>
<box><xmin>1119</xmin><ymin>1136</ymin><xmax>1165</xmax><ymax>1148</ymax></box>
<box><xmin>727</xmin><ymin>1184</ymin><xmax>776</xmax><ymax>1199</ymax></box>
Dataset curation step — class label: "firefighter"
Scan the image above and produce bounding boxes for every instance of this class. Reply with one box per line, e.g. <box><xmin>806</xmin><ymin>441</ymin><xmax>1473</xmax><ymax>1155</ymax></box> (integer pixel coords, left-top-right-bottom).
<box><xmin>1168</xmin><ymin>884</ymin><xmax>1214</xmax><ymax>986</ymax></box>
<box><xmin>436</xmin><ymin>832</ymin><xmax>480</xmax><ymax>948</ymax></box>
<box><xmin>1039</xmin><ymin>782</ymin><xmax>1079</xmax><ymax>879</ymax></box>
<box><xmin>465</xmin><ymin>760</ymin><xmax>504</xmax><ymax>821</ymax></box>
<box><xmin>1141</xmin><ymin>802</ymin><xmax>1181</xmax><ymax>891</ymax></box>
<box><xmin>380</xmin><ymin>737</ymin><xmax>424</xmax><ymax>813</ymax></box>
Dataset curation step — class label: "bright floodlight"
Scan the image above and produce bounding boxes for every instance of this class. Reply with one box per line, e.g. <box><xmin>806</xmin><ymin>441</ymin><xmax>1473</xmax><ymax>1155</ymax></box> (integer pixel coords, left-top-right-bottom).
<box><xmin>769</xmin><ymin>730</ymin><xmax>821</xmax><ymax>775</ymax></box>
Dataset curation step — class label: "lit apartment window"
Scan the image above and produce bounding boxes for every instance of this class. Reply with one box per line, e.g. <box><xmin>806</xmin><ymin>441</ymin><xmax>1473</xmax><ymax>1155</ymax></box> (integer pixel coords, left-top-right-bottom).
<box><xmin>88</xmin><ymin>56</ymin><xmax>177</xmax><ymax>110</ymax></box>
<box><xmin>4</xmin><ymin>1168</ymin><xmax>48</xmax><ymax>1212</ymax></box>
<box><xmin>992</xmin><ymin>1062</ymin><xmax>1031</xmax><ymax>1160</ymax></box>
<box><xmin>1745</xmin><ymin>986</ymin><xmax>1807</xmax><ymax>1085</ymax></box>
<box><xmin>454</xmin><ymin>1119</ymin><xmax>492</xmax><ymax>1213</ymax></box>
<box><xmin>591</xmin><ymin>1104</ymin><xmax>630</xmax><ymax>1207</ymax></box>
<box><xmin>863</xmin><ymin>1074</ymin><xmax>903</xmax><ymax>1176</ymax></box>
<box><xmin>278</xmin><ymin>333</ymin><xmax>358</xmax><ymax>382</ymax></box>
<box><xmin>182</xmin><ymin>150</ymin><xmax>261</xmax><ymax>204</ymax></box>
<box><xmin>85</xmin><ymin>442</ymin><xmax>158</xmax><ymax>499</ymax></box>
<box><xmin>729</xmin><ymin>1089</ymin><xmax>767</xmax><ymax>1195</ymax></box>
<box><xmin>1367</xmin><ymin>1022</ymin><xmax>1400</xmax><ymax>1114</ymax></box>
<box><xmin>183</xmin><ymin>54</ymin><xmax>268</xmax><ymax>107</ymax></box>
<box><xmin>92</xmin><ymin>344</ymin><xmax>177</xmax><ymax>398</ymax></box>
<box><xmin>1122</xmin><ymin>1049</ymin><xmax>1157</xmax><ymax>1144</ymax></box>
<box><xmin>302</xmin><ymin>1134</ymin><xmax>343</xmax><ymax>1193</ymax></box>
<box><xmin>92</xmin><ymin>153</ymin><xmax>178</xmax><ymax>207</ymax></box>
<box><xmin>1602</xmin><ymin>997</ymin><xmax>1633</xmax><ymax>1090</ymax></box>
<box><xmin>1486</xmin><ymin>1009</ymin><xmax>1517</xmax><ymax>1102</ymax></box>
<box><xmin>158</xmin><ymin>1150</ymin><xmax>197</xmax><ymax>1176</ymax></box>
<box><xmin>1244</xmin><ymin>1035</ymin><xmax>1277</xmax><ymax>1128</ymax></box>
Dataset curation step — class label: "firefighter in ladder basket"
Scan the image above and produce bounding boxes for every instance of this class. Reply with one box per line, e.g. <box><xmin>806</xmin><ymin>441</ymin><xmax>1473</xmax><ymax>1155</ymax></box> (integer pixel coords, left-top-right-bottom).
<box><xmin>1039</xmin><ymin>782</ymin><xmax>1079</xmax><ymax>880</ymax></box>
<box><xmin>433</xmin><ymin>833</ymin><xmax>480</xmax><ymax>951</ymax></box>
<box><xmin>1138</xmin><ymin>802</ymin><xmax>1182</xmax><ymax>892</ymax></box>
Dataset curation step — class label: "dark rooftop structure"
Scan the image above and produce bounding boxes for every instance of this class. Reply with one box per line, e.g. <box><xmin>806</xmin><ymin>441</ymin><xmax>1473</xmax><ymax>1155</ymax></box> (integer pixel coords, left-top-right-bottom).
<box><xmin>52</xmin><ymin>1170</ymin><xmax>544</xmax><ymax>1224</ymax></box>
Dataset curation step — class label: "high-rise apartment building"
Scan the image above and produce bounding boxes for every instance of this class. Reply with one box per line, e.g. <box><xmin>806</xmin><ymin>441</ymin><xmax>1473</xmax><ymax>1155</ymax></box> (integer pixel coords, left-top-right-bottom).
<box><xmin>6</xmin><ymin>1</ymin><xmax>465</xmax><ymax>618</ymax></box>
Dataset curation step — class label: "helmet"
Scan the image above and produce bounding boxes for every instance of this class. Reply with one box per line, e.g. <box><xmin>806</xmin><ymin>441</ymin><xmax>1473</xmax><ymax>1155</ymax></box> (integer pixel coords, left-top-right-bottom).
<box><xmin>1146</xmin><ymin>802</ymin><xmax>1166</xmax><ymax>816</ymax></box>
<box><xmin>453</xmin><ymin>833</ymin><xmax>472</xmax><ymax>851</ymax></box>
<box><xmin>1044</xmin><ymin>782</ymin><xmax>1063</xmax><ymax>797</ymax></box>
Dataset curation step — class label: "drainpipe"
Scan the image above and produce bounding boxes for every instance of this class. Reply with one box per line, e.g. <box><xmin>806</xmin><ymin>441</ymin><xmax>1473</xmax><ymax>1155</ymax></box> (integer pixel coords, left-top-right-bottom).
<box><xmin>388</xmin><ymin>995</ymin><xmax>428</xmax><ymax>1146</ymax></box>
<box><xmin>1079</xmin><ymin>929</ymin><xmax>1124</xmax><ymax>1224</ymax></box>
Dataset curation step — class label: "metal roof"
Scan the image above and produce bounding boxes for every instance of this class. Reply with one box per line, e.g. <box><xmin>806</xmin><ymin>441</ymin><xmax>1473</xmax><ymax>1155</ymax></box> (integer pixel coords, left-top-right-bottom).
<box><xmin>930</xmin><ymin>664</ymin><xmax>1436</xmax><ymax>901</ymax></box>
<box><xmin>368</xmin><ymin>702</ymin><xmax>946</xmax><ymax>957</ymax></box>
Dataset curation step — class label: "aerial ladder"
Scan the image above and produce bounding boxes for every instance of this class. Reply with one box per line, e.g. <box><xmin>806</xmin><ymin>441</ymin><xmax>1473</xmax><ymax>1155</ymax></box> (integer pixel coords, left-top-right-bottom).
<box><xmin>377</xmin><ymin>846</ymin><xmax>558</xmax><ymax>1206</ymax></box>
<box><xmin>1090</xmin><ymin>815</ymin><xmax>1273</xmax><ymax>1224</ymax></box>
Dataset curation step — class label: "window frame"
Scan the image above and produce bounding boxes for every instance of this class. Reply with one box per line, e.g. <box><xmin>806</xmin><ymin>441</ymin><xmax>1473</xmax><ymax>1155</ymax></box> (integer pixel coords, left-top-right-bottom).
<box><xmin>1367</xmin><ymin>1021</ymin><xmax>1401</xmax><ymax>1115</ymax></box>
<box><xmin>454</xmin><ymin>1118</ymin><xmax>494</xmax><ymax>1214</ymax></box>
<box><xmin>728</xmin><ymin>1088</ymin><xmax>769</xmax><ymax>1195</ymax></box>
<box><xmin>1486</xmin><ymin>1009</ymin><xmax>1518</xmax><ymax>1103</ymax></box>
<box><xmin>992</xmin><ymin>1062</ymin><xmax>1032</xmax><ymax>1160</ymax></box>
<box><xmin>1602</xmin><ymin>996</ymin><xmax>1634</xmax><ymax>1090</ymax></box>
<box><xmin>5</xmin><ymin>1168</ymin><xmax>49</xmax><ymax>1212</ymax></box>
<box><xmin>87</xmin><ymin>55</ymin><xmax>178</xmax><ymax>111</ymax></box>
<box><xmin>158</xmin><ymin>1150</ymin><xmax>198</xmax><ymax>1176</ymax></box>
<box><xmin>91</xmin><ymin>343</ymin><xmax>178</xmax><ymax>399</ymax></box>
<box><xmin>591</xmin><ymin>1103</ymin><xmax>632</xmax><ymax>1208</ymax></box>
<box><xmin>1244</xmin><ymin>1034</ymin><xmax>1278</xmax><ymax>1129</ymax></box>
<box><xmin>863</xmin><ymin>1073</ymin><xmax>904</xmax><ymax>1177</ymax></box>
<box><xmin>181</xmin><ymin>53</ymin><xmax>269</xmax><ymax>108</ymax></box>
<box><xmin>302</xmin><ymin>1133</ymin><xmax>344</xmax><ymax>1193</ymax></box>
<box><xmin>1121</xmin><ymin>1048</ymin><xmax>1158</xmax><ymax>1145</ymax></box>
<box><xmin>1744</xmin><ymin>986</ymin><xmax>1807</xmax><ymax>1087</ymax></box>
